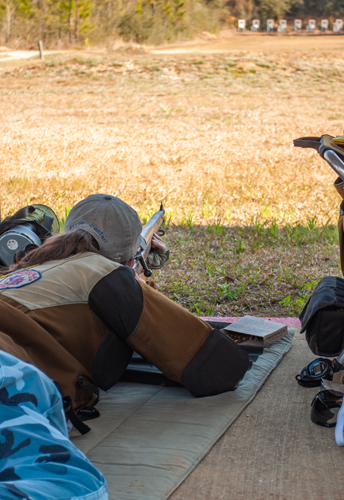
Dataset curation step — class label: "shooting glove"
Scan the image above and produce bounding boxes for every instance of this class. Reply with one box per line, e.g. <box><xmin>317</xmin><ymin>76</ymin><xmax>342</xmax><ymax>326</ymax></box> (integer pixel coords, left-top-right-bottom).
<box><xmin>147</xmin><ymin>248</ymin><xmax>170</xmax><ymax>269</ymax></box>
<box><xmin>146</xmin><ymin>279</ymin><xmax>158</xmax><ymax>290</ymax></box>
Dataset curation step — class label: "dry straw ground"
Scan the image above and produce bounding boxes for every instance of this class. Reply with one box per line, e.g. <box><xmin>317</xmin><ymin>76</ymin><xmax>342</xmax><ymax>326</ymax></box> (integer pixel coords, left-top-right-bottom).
<box><xmin>1</xmin><ymin>35</ymin><xmax>344</xmax><ymax>316</ymax></box>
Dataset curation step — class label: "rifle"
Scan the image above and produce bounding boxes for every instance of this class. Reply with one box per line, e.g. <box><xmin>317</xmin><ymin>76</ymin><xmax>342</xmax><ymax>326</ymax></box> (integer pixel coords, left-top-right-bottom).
<box><xmin>294</xmin><ymin>134</ymin><xmax>344</xmax><ymax>180</ymax></box>
<box><xmin>132</xmin><ymin>204</ymin><xmax>165</xmax><ymax>278</ymax></box>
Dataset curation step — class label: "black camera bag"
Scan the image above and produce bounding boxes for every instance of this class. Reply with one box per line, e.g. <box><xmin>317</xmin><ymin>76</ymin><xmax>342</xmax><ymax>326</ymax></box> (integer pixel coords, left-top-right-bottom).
<box><xmin>299</xmin><ymin>277</ymin><xmax>344</xmax><ymax>356</ymax></box>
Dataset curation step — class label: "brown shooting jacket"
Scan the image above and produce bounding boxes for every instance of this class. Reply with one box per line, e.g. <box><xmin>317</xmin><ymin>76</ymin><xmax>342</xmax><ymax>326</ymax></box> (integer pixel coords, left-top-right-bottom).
<box><xmin>0</xmin><ymin>252</ymin><xmax>249</xmax><ymax>413</ymax></box>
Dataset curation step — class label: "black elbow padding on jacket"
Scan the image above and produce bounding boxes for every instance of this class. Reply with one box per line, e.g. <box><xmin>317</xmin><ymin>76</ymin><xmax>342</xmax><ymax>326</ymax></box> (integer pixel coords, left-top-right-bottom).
<box><xmin>89</xmin><ymin>266</ymin><xmax>143</xmax><ymax>341</ymax></box>
<box><xmin>180</xmin><ymin>329</ymin><xmax>250</xmax><ymax>397</ymax></box>
<box><xmin>93</xmin><ymin>331</ymin><xmax>133</xmax><ymax>391</ymax></box>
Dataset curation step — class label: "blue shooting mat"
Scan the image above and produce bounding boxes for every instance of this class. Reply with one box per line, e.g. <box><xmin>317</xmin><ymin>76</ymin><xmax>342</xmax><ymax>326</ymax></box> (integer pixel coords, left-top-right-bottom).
<box><xmin>71</xmin><ymin>328</ymin><xmax>294</xmax><ymax>500</ymax></box>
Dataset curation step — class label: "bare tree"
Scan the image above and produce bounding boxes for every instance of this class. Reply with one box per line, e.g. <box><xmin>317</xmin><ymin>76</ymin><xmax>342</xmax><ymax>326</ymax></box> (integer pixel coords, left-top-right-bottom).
<box><xmin>75</xmin><ymin>0</ymin><xmax>79</xmax><ymax>41</ymax></box>
<box><xmin>2</xmin><ymin>0</ymin><xmax>16</xmax><ymax>42</ymax></box>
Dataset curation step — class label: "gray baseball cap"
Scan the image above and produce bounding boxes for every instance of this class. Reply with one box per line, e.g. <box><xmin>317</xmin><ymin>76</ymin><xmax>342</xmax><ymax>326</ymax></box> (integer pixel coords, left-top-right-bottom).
<box><xmin>65</xmin><ymin>194</ymin><xmax>142</xmax><ymax>262</ymax></box>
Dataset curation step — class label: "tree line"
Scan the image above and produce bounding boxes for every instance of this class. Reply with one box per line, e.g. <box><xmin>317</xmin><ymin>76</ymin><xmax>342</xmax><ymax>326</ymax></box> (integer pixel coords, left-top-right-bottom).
<box><xmin>0</xmin><ymin>0</ymin><xmax>343</xmax><ymax>47</ymax></box>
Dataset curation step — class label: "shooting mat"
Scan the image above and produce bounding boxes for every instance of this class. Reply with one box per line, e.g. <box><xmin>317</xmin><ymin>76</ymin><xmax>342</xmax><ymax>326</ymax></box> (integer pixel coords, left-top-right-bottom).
<box><xmin>71</xmin><ymin>326</ymin><xmax>295</xmax><ymax>500</ymax></box>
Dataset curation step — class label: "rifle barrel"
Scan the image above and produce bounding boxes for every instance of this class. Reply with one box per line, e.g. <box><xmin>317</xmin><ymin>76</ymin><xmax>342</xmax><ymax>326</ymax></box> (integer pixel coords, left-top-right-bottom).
<box><xmin>141</xmin><ymin>209</ymin><xmax>165</xmax><ymax>250</ymax></box>
<box><xmin>132</xmin><ymin>208</ymin><xmax>165</xmax><ymax>276</ymax></box>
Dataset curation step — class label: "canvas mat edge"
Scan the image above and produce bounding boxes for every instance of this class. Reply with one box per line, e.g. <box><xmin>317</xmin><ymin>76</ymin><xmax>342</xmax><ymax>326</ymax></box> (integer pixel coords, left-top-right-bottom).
<box><xmin>165</xmin><ymin>327</ymin><xmax>295</xmax><ymax>499</ymax></box>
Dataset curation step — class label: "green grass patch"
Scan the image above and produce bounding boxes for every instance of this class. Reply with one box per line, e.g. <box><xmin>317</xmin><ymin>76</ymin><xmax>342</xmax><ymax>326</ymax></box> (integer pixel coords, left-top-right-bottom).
<box><xmin>156</xmin><ymin>221</ymin><xmax>340</xmax><ymax>317</ymax></box>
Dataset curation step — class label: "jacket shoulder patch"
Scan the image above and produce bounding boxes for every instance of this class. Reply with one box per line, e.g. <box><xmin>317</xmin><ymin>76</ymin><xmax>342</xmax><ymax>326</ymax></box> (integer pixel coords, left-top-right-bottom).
<box><xmin>0</xmin><ymin>270</ymin><xmax>41</xmax><ymax>290</ymax></box>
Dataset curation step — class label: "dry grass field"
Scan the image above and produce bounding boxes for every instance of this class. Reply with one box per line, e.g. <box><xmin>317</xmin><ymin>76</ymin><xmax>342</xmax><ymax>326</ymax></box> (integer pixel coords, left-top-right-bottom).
<box><xmin>1</xmin><ymin>34</ymin><xmax>344</xmax><ymax>317</ymax></box>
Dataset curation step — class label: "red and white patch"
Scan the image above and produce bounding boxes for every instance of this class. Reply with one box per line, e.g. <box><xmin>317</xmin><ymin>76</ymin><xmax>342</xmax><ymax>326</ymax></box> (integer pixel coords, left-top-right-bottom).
<box><xmin>0</xmin><ymin>269</ymin><xmax>41</xmax><ymax>290</ymax></box>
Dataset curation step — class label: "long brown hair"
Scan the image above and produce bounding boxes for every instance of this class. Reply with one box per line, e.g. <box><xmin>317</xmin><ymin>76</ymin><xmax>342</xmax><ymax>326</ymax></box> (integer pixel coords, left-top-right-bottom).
<box><xmin>0</xmin><ymin>229</ymin><xmax>100</xmax><ymax>275</ymax></box>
